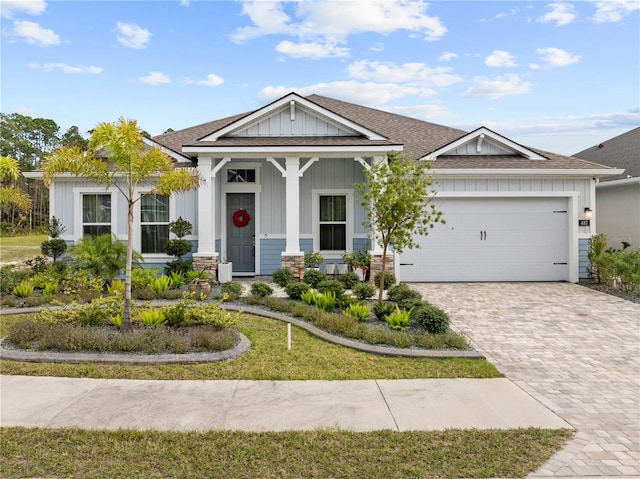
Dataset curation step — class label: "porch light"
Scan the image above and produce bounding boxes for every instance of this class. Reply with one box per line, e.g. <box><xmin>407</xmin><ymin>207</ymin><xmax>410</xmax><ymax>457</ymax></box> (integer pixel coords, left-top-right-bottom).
<box><xmin>584</xmin><ymin>207</ymin><xmax>593</xmax><ymax>219</ymax></box>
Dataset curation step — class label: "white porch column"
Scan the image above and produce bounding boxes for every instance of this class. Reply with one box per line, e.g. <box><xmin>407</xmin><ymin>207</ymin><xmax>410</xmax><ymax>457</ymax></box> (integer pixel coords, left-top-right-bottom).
<box><xmin>285</xmin><ymin>157</ymin><xmax>302</xmax><ymax>253</ymax></box>
<box><xmin>194</xmin><ymin>157</ymin><xmax>216</xmax><ymax>256</ymax></box>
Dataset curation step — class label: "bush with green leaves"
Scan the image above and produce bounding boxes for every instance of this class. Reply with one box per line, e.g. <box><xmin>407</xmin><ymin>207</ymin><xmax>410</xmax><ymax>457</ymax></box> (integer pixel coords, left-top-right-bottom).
<box><xmin>385</xmin><ymin>305</ymin><xmax>411</xmax><ymax>330</ymax></box>
<box><xmin>343</xmin><ymin>303</ymin><xmax>370</xmax><ymax>321</ymax></box>
<box><xmin>374</xmin><ymin>271</ymin><xmax>396</xmax><ymax>290</ymax></box>
<box><xmin>281</xmin><ymin>282</ymin><xmax>306</xmax><ymax>300</ymax></box>
<box><xmin>24</xmin><ymin>255</ymin><xmax>48</xmax><ymax>274</ymax></box>
<box><xmin>60</xmin><ymin>270</ymin><xmax>104</xmax><ymax>299</ymax></box>
<box><xmin>40</xmin><ymin>216</ymin><xmax>68</xmax><ymax>263</ymax></box>
<box><xmin>137</xmin><ymin>309</ymin><xmax>166</xmax><ymax>327</ymax></box>
<box><xmin>304</xmin><ymin>250</ymin><xmax>324</xmax><ymax>268</ymax></box>
<box><xmin>183</xmin><ymin>301</ymin><xmax>240</xmax><ymax>329</ymax></box>
<box><xmin>272</xmin><ymin>268</ymin><xmax>294</xmax><ymax>287</ymax></box>
<box><xmin>12</xmin><ymin>279</ymin><xmax>34</xmax><ymax>298</ymax></box>
<box><xmin>0</xmin><ymin>265</ymin><xmax>30</xmax><ymax>294</ymax></box>
<box><xmin>373</xmin><ymin>301</ymin><xmax>396</xmax><ymax>320</ymax></box>
<box><xmin>165</xmin><ymin>259</ymin><xmax>193</xmax><ymax>276</ymax></box>
<box><xmin>131</xmin><ymin>267</ymin><xmax>160</xmax><ymax>290</ymax></box>
<box><xmin>250</xmin><ymin>282</ymin><xmax>273</xmax><ymax>297</ymax></box>
<box><xmin>387</xmin><ymin>283</ymin><xmax>423</xmax><ymax>309</ymax></box>
<box><xmin>68</xmin><ymin>234</ymin><xmax>141</xmax><ymax>285</ymax></box>
<box><xmin>302</xmin><ymin>269</ymin><xmax>327</xmax><ymax>288</ymax></box>
<box><xmin>315</xmin><ymin>291</ymin><xmax>337</xmax><ymax>312</ymax></box>
<box><xmin>410</xmin><ymin>302</ymin><xmax>450</xmax><ymax>334</ymax></box>
<box><xmin>300</xmin><ymin>288</ymin><xmax>320</xmax><ymax>306</ymax></box>
<box><xmin>221</xmin><ymin>281</ymin><xmax>243</xmax><ymax>300</ymax></box>
<box><xmin>338</xmin><ymin>271</ymin><xmax>359</xmax><ymax>289</ymax></box>
<box><xmin>150</xmin><ymin>275</ymin><xmax>171</xmax><ymax>296</ymax></box>
<box><xmin>316</xmin><ymin>280</ymin><xmax>345</xmax><ymax>300</ymax></box>
<box><xmin>352</xmin><ymin>282</ymin><xmax>376</xmax><ymax>300</ymax></box>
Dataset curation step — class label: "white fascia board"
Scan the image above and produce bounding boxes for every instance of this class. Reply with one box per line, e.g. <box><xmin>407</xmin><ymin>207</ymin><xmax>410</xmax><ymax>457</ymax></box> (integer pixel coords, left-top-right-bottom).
<box><xmin>432</xmin><ymin>168</ymin><xmax>626</xmax><ymax>178</ymax></box>
<box><xmin>199</xmin><ymin>93</ymin><xmax>387</xmax><ymax>141</ymax></box>
<box><xmin>143</xmin><ymin>137</ymin><xmax>192</xmax><ymax>164</ymax></box>
<box><xmin>422</xmin><ymin>126</ymin><xmax>546</xmax><ymax>160</ymax></box>
<box><xmin>182</xmin><ymin>144</ymin><xmax>404</xmax><ymax>155</ymax></box>
<box><xmin>596</xmin><ymin>176</ymin><xmax>640</xmax><ymax>188</ymax></box>
<box><xmin>22</xmin><ymin>171</ymin><xmax>43</xmax><ymax>179</ymax></box>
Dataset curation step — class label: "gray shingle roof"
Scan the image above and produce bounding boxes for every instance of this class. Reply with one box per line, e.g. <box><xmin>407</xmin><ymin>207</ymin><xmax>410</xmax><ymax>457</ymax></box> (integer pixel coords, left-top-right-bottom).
<box><xmin>573</xmin><ymin>127</ymin><xmax>640</xmax><ymax>180</ymax></box>
<box><xmin>152</xmin><ymin>93</ymin><xmax>615</xmax><ymax>172</ymax></box>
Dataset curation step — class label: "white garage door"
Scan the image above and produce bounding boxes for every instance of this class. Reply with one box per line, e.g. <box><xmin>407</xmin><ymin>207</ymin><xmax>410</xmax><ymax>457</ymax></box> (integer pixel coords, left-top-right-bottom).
<box><xmin>399</xmin><ymin>197</ymin><xmax>569</xmax><ymax>282</ymax></box>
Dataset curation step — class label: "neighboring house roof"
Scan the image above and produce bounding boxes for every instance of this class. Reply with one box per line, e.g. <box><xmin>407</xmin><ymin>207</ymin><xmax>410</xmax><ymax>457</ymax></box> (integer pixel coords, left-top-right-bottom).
<box><xmin>152</xmin><ymin>93</ymin><xmax>616</xmax><ymax>173</ymax></box>
<box><xmin>573</xmin><ymin>127</ymin><xmax>640</xmax><ymax>180</ymax></box>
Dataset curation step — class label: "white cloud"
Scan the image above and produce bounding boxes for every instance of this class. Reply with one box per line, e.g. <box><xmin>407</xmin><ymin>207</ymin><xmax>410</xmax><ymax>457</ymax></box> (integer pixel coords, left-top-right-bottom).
<box><xmin>462</xmin><ymin>74</ymin><xmax>532</xmax><ymax>99</ymax></box>
<box><xmin>231</xmin><ymin>0</ymin><xmax>447</xmax><ymax>50</ymax></box>
<box><xmin>180</xmin><ymin>0</ymin><xmax>189</xmax><ymax>6</ymax></box>
<box><xmin>12</xmin><ymin>20</ymin><xmax>59</xmax><ymax>46</ymax></box>
<box><xmin>0</xmin><ymin>0</ymin><xmax>46</xmax><ymax>18</ymax></box>
<box><xmin>29</xmin><ymin>62</ymin><xmax>103</xmax><ymax>74</ymax></box>
<box><xmin>184</xmin><ymin>73</ymin><xmax>224</xmax><ymax>87</ymax></box>
<box><xmin>485</xmin><ymin>50</ymin><xmax>517</xmax><ymax>67</ymax></box>
<box><xmin>537</xmin><ymin>3</ymin><xmax>577</xmax><ymax>26</ymax></box>
<box><xmin>536</xmin><ymin>47</ymin><xmax>581</xmax><ymax>66</ymax></box>
<box><xmin>258</xmin><ymin>81</ymin><xmax>421</xmax><ymax>105</ymax></box>
<box><xmin>276</xmin><ymin>40</ymin><xmax>349</xmax><ymax>58</ymax></box>
<box><xmin>137</xmin><ymin>72</ymin><xmax>170</xmax><ymax>85</ymax></box>
<box><xmin>369</xmin><ymin>42</ymin><xmax>384</xmax><ymax>52</ymax></box>
<box><xmin>592</xmin><ymin>0</ymin><xmax>639</xmax><ymax>23</ymax></box>
<box><xmin>347</xmin><ymin>60</ymin><xmax>463</xmax><ymax>88</ymax></box>
<box><xmin>116</xmin><ymin>22</ymin><xmax>151</xmax><ymax>49</ymax></box>
<box><xmin>439</xmin><ymin>51</ymin><xmax>458</xmax><ymax>62</ymax></box>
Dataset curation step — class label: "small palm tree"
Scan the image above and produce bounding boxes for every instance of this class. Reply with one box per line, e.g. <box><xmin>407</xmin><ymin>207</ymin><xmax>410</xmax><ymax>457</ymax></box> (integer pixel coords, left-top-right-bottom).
<box><xmin>0</xmin><ymin>156</ymin><xmax>31</xmax><ymax>215</ymax></box>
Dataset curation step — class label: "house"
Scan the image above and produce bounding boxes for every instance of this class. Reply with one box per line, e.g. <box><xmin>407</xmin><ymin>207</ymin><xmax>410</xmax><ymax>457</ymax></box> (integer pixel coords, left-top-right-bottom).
<box><xmin>573</xmin><ymin>127</ymin><xmax>640</xmax><ymax>251</ymax></box>
<box><xmin>41</xmin><ymin>92</ymin><xmax>622</xmax><ymax>282</ymax></box>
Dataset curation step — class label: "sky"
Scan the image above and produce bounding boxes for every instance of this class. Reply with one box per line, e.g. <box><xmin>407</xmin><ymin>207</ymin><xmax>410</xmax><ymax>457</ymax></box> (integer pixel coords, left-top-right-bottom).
<box><xmin>1</xmin><ymin>0</ymin><xmax>639</xmax><ymax>156</ymax></box>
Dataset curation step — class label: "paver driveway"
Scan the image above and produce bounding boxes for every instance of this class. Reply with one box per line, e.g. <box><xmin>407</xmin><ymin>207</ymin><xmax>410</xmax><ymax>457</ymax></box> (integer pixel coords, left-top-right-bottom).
<box><xmin>410</xmin><ymin>282</ymin><xmax>640</xmax><ymax>477</ymax></box>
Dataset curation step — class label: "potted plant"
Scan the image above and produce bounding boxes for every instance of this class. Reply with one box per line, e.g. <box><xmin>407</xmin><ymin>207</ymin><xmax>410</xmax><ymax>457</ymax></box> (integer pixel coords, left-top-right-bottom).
<box><xmin>343</xmin><ymin>249</ymin><xmax>370</xmax><ymax>281</ymax></box>
<box><xmin>304</xmin><ymin>251</ymin><xmax>324</xmax><ymax>270</ymax></box>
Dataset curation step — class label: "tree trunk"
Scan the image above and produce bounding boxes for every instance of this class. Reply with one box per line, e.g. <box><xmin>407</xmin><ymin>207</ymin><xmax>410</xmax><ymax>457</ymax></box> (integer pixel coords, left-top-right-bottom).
<box><xmin>377</xmin><ymin>243</ymin><xmax>389</xmax><ymax>302</ymax></box>
<box><xmin>122</xmin><ymin>201</ymin><xmax>134</xmax><ymax>331</ymax></box>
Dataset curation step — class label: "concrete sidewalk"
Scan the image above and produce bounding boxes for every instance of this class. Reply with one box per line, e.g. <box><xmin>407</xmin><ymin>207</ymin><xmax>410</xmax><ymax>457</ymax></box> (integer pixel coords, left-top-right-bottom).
<box><xmin>0</xmin><ymin>375</ymin><xmax>570</xmax><ymax>432</ymax></box>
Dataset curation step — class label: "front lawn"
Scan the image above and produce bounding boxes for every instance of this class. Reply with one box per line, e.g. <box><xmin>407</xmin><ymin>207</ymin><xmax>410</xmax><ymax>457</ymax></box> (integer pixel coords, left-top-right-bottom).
<box><xmin>0</xmin><ymin>312</ymin><xmax>500</xmax><ymax>380</ymax></box>
<box><xmin>0</xmin><ymin>427</ymin><xmax>573</xmax><ymax>479</ymax></box>
<box><xmin>0</xmin><ymin>234</ymin><xmax>47</xmax><ymax>264</ymax></box>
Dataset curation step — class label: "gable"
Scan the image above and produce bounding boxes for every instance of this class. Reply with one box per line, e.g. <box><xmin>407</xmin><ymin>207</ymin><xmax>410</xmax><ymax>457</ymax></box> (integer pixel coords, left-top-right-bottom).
<box><xmin>227</xmin><ymin>103</ymin><xmax>360</xmax><ymax>138</ymax></box>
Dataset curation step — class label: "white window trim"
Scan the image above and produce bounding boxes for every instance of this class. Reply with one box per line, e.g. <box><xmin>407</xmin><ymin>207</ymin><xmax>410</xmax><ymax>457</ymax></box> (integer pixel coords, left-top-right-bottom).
<box><xmin>135</xmin><ymin>190</ymin><xmax>176</xmax><ymax>260</ymax></box>
<box><xmin>72</xmin><ymin>187</ymin><xmax>117</xmax><ymax>242</ymax></box>
<box><xmin>312</xmin><ymin>189</ymin><xmax>353</xmax><ymax>259</ymax></box>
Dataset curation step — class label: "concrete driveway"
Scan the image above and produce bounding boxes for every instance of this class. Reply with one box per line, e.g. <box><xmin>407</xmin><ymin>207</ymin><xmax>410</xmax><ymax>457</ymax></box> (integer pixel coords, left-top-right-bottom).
<box><xmin>409</xmin><ymin>282</ymin><xmax>640</xmax><ymax>478</ymax></box>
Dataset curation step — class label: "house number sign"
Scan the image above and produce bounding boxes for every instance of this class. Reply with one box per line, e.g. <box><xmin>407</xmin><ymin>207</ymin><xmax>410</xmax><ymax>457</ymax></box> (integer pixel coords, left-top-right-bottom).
<box><xmin>578</xmin><ymin>219</ymin><xmax>590</xmax><ymax>227</ymax></box>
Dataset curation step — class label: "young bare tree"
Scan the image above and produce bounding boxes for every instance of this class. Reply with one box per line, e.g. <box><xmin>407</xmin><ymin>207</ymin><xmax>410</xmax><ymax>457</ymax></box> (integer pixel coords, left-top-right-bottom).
<box><xmin>356</xmin><ymin>153</ymin><xmax>444</xmax><ymax>301</ymax></box>
<box><xmin>42</xmin><ymin>118</ymin><xmax>201</xmax><ymax>330</ymax></box>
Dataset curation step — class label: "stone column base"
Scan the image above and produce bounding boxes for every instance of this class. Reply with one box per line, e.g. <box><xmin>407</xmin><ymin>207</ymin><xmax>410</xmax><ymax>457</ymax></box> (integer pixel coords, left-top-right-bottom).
<box><xmin>281</xmin><ymin>253</ymin><xmax>305</xmax><ymax>279</ymax></box>
<box><xmin>369</xmin><ymin>252</ymin><xmax>394</xmax><ymax>281</ymax></box>
<box><xmin>192</xmin><ymin>254</ymin><xmax>219</xmax><ymax>280</ymax></box>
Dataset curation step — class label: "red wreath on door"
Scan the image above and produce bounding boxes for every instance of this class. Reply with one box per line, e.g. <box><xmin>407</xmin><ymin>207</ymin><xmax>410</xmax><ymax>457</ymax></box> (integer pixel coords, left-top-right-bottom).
<box><xmin>232</xmin><ymin>209</ymin><xmax>251</xmax><ymax>227</ymax></box>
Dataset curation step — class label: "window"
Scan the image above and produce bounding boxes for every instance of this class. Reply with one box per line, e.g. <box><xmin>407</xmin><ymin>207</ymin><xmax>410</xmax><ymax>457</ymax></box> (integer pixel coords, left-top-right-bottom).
<box><xmin>82</xmin><ymin>194</ymin><xmax>111</xmax><ymax>237</ymax></box>
<box><xmin>140</xmin><ymin>195</ymin><xmax>169</xmax><ymax>254</ymax></box>
<box><xmin>319</xmin><ymin>195</ymin><xmax>346</xmax><ymax>250</ymax></box>
<box><xmin>227</xmin><ymin>169</ymin><xmax>255</xmax><ymax>183</ymax></box>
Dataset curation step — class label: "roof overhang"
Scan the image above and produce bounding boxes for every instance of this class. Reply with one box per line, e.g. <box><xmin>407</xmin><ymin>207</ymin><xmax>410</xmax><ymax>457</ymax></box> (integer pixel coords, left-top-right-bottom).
<box><xmin>182</xmin><ymin>144</ymin><xmax>404</xmax><ymax>156</ymax></box>
<box><xmin>143</xmin><ymin>137</ymin><xmax>192</xmax><ymax>163</ymax></box>
<box><xmin>432</xmin><ymin>168</ymin><xmax>626</xmax><ymax>178</ymax></box>
<box><xmin>596</xmin><ymin>176</ymin><xmax>640</xmax><ymax>188</ymax></box>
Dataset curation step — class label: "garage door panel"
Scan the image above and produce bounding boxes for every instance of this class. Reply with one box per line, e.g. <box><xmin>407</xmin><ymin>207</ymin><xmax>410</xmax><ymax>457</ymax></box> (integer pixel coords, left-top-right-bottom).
<box><xmin>400</xmin><ymin>197</ymin><xmax>569</xmax><ymax>282</ymax></box>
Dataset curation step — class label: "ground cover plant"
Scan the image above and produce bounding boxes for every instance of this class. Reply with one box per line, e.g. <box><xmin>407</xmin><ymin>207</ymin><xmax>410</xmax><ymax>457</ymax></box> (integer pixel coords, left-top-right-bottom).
<box><xmin>0</xmin><ymin>426</ymin><xmax>573</xmax><ymax>479</ymax></box>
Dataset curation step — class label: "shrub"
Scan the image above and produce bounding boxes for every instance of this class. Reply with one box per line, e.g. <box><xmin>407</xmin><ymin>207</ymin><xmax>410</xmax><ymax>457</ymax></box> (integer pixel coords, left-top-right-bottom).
<box><xmin>167</xmin><ymin>272</ymin><xmax>187</xmax><ymax>289</ymax></box>
<box><xmin>315</xmin><ymin>291</ymin><xmax>337</xmax><ymax>312</ymax></box>
<box><xmin>107</xmin><ymin>279</ymin><xmax>125</xmax><ymax>295</ymax></box>
<box><xmin>185</xmin><ymin>301</ymin><xmax>240</xmax><ymax>329</ymax></box>
<box><xmin>302</xmin><ymin>269</ymin><xmax>326</xmax><ymax>288</ymax></box>
<box><xmin>316</xmin><ymin>280</ymin><xmax>345</xmax><ymax>300</ymax></box>
<box><xmin>338</xmin><ymin>271</ymin><xmax>359</xmax><ymax>289</ymax></box>
<box><xmin>0</xmin><ymin>265</ymin><xmax>30</xmax><ymax>294</ymax></box>
<box><xmin>300</xmin><ymin>288</ymin><xmax>320</xmax><ymax>306</ymax></box>
<box><xmin>165</xmin><ymin>239</ymin><xmax>192</xmax><ymax>258</ymax></box>
<box><xmin>221</xmin><ymin>281</ymin><xmax>243</xmax><ymax>300</ymax></box>
<box><xmin>387</xmin><ymin>283</ymin><xmax>422</xmax><ymax>307</ymax></box>
<box><xmin>131</xmin><ymin>267</ymin><xmax>160</xmax><ymax>290</ymax></box>
<box><xmin>133</xmin><ymin>287</ymin><xmax>156</xmax><ymax>300</ymax></box>
<box><xmin>262</xmin><ymin>295</ymin><xmax>294</xmax><ymax>313</ymax></box>
<box><xmin>285</xmin><ymin>282</ymin><xmax>310</xmax><ymax>300</ymax></box>
<box><xmin>385</xmin><ymin>305</ymin><xmax>411</xmax><ymax>330</ymax></box>
<box><xmin>13</xmin><ymin>279</ymin><xmax>34</xmax><ymax>298</ymax></box>
<box><xmin>137</xmin><ymin>309</ymin><xmax>166</xmax><ymax>327</ymax></box>
<box><xmin>411</xmin><ymin>302</ymin><xmax>450</xmax><ymax>334</ymax></box>
<box><xmin>190</xmin><ymin>327</ymin><xmax>237</xmax><ymax>351</ymax></box>
<box><xmin>41</xmin><ymin>238</ymin><xmax>67</xmax><ymax>263</ymax></box>
<box><xmin>373</xmin><ymin>301</ymin><xmax>396</xmax><ymax>320</ymax></box>
<box><xmin>165</xmin><ymin>259</ymin><xmax>193</xmax><ymax>276</ymax></box>
<box><xmin>150</xmin><ymin>275</ymin><xmax>172</xmax><ymax>296</ymax></box>
<box><xmin>272</xmin><ymin>268</ymin><xmax>294</xmax><ymax>287</ymax></box>
<box><xmin>352</xmin><ymin>282</ymin><xmax>376</xmax><ymax>300</ymax></box>
<box><xmin>68</xmin><ymin>234</ymin><xmax>139</xmax><ymax>284</ymax></box>
<box><xmin>7</xmin><ymin>319</ymin><xmax>46</xmax><ymax>347</ymax></box>
<box><xmin>374</xmin><ymin>271</ymin><xmax>396</xmax><ymax>290</ymax></box>
<box><xmin>250</xmin><ymin>282</ymin><xmax>273</xmax><ymax>297</ymax></box>
<box><xmin>24</xmin><ymin>255</ymin><xmax>48</xmax><ymax>274</ymax></box>
<box><xmin>163</xmin><ymin>302</ymin><xmax>189</xmax><ymax>328</ymax></box>
<box><xmin>304</xmin><ymin>251</ymin><xmax>324</xmax><ymax>268</ymax></box>
<box><xmin>343</xmin><ymin>303</ymin><xmax>370</xmax><ymax>321</ymax></box>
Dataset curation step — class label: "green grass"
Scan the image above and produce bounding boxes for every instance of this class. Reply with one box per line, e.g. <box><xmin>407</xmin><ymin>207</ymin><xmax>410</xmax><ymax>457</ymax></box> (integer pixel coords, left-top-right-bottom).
<box><xmin>0</xmin><ymin>427</ymin><xmax>573</xmax><ymax>479</ymax></box>
<box><xmin>0</xmin><ymin>313</ymin><xmax>501</xmax><ymax>380</ymax></box>
<box><xmin>0</xmin><ymin>234</ymin><xmax>47</xmax><ymax>264</ymax></box>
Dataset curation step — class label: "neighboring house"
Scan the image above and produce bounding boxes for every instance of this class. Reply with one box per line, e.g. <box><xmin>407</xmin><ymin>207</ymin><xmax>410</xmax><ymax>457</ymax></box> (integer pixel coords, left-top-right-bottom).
<box><xmin>37</xmin><ymin>93</ymin><xmax>622</xmax><ymax>282</ymax></box>
<box><xmin>573</xmin><ymin>127</ymin><xmax>640</xmax><ymax>251</ymax></box>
